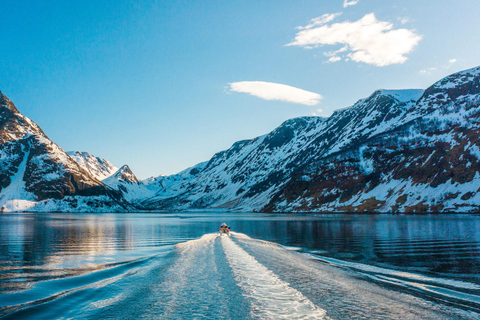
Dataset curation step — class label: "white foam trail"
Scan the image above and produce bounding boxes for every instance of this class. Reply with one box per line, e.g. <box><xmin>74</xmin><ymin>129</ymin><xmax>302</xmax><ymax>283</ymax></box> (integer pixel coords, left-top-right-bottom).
<box><xmin>174</xmin><ymin>233</ymin><xmax>218</xmax><ymax>251</ymax></box>
<box><xmin>221</xmin><ymin>236</ymin><xmax>327</xmax><ymax>320</ymax></box>
<box><xmin>310</xmin><ymin>255</ymin><xmax>480</xmax><ymax>290</ymax></box>
<box><xmin>164</xmin><ymin>233</ymin><xmax>225</xmax><ymax>317</ymax></box>
<box><xmin>229</xmin><ymin>231</ymin><xmax>252</xmax><ymax>240</ymax></box>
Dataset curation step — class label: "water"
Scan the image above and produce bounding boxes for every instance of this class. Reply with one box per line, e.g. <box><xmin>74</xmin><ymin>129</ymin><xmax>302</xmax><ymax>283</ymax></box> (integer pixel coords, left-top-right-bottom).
<box><xmin>1</xmin><ymin>213</ymin><xmax>480</xmax><ymax>319</ymax></box>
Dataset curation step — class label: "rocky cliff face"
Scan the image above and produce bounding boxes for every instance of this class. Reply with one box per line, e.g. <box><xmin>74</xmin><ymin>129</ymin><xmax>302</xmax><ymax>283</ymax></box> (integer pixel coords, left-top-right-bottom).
<box><xmin>0</xmin><ymin>91</ymin><xmax>126</xmax><ymax>212</ymax></box>
<box><xmin>2</xmin><ymin>66</ymin><xmax>480</xmax><ymax>213</ymax></box>
<box><xmin>140</xmin><ymin>67</ymin><xmax>480</xmax><ymax>213</ymax></box>
<box><xmin>101</xmin><ymin>165</ymin><xmax>156</xmax><ymax>203</ymax></box>
<box><xmin>140</xmin><ymin>89</ymin><xmax>427</xmax><ymax>211</ymax></box>
<box><xmin>67</xmin><ymin>151</ymin><xmax>119</xmax><ymax>181</ymax></box>
<box><xmin>265</xmin><ymin>67</ymin><xmax>480</xmax><ymax>212</ymax></box>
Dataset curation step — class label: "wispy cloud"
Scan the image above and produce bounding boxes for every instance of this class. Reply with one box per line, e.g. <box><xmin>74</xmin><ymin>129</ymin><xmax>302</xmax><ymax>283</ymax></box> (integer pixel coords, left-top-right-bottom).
<box><xmin>228</xmin><ymin>81</ymin><xmax>322</xmax><ymax>106</ymax></box>
<box><xmin>419</xmin><ymin>67</ymin><xmax>436</xmax><ymax>75</ymax></box>
<box><xmin>420</xmin><ymin>59</ymin><xmax>457</xmax><ymax>75</ymax></box>
<box><xmin>343</xmin><ymin>0</ymin><xmax>359</xmax><ymax>8</ymax></box>
<box><xmin>398</xmin><ymin>17</ymin><xmax>410</xmax><ymax>25</ymax></box>
<box><xmin>286</xmin><ymin>13</ymin><xmax>422</xmax><ymax>67</ymax></box>
<box><xmin>296</xmin><ymin>13</ymin><xmax>342</xmax><ymax>30</ymax></box>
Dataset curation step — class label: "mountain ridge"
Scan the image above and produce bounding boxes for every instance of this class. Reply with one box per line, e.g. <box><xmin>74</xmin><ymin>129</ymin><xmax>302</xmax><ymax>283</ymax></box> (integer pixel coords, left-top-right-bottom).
<box><xmin>0</xmin><ymin>92</ymin><xmax>128</xmax><ymax>212</ymax></box>
<box><xmin>67</xmin><ymin>151</ymin><xmax>119</xmax><ymax>181</ymax></box>
<box><xmin>2</xmin><ymin>66</ymin><xmax>480</xmax><ymax>212</ymax></box>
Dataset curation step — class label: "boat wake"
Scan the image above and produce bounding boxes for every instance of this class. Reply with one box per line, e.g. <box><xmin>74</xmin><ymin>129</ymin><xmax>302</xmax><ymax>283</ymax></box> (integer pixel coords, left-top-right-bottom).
<box><xmin>221</xmin><ymin>235</ymin><xmax>327</xmax><ymax>319</ymax></box>
<box><xmin>1</xmin><ymin>232</ymin><xmax>479</xmax><ymax>320</ymax></box>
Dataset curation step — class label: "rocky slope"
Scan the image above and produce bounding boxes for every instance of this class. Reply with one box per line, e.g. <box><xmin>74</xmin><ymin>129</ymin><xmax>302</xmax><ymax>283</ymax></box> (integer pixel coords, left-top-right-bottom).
<box><xmin>67</xmin><ymin>151</ymin><xmax>119</xmax><ymax>181</ymax></box>
<box><xmin>139</xmin><ymin>67</ymin><xmax>480</xmax><ymax>213</ymax></box>
<box><xmin>139</xmin><ymin>89</ymin><xmax>427</xmax><ymax>210</ymax></box>
<box><xmin>0</xmin><ymin>92</ymin><xmax>127</xmax><ymax>212</ymax></box>
<box><xmin>2</xmin><ymin>66</ymin><xmax>480</xmax><ymax>213</ymax></box>
<box><xmin>102</xmin><ymin>165</ymin><xmax>157</xmax><ymax>203</ymax></box>
<box><xmin>265</xmin><ymin>67</ymin><xmax>480</xmax><ymax>213</ymax></box>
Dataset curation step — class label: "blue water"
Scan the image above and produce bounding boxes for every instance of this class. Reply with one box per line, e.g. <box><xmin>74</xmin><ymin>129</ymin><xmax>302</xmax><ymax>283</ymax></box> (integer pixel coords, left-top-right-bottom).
<box><xmin>1</xmin><ymin>213</ymin><xmax>480</xmax><ymax>319</ymax></box>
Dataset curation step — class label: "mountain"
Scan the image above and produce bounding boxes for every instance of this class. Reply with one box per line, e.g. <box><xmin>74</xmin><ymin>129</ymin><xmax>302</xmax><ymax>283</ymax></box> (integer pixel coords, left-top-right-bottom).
<box><xmin>0</xmin><ymin>91</ymin><xmax>127</xmax><ymax>212</ymax></box>
<box><xmin>266</xmin><ymin>67</ymin><xmax>480</xmax><ymax>212</ymax></box>
<box><xmin>102</xmin><ymin>165</ymin><xmax>156</xmax><ymax>203</ymax></box>
<box><xmin>139</xmin><ymin>88</ymin><xmax>425</xmax><ymax>210</ymax></box>
<box><xmin>139</xmin><ymin>67</ymin><xmax>480</xmax><ymax>213</ymax></box>
<box><xmin>2</xmin><ymin>66</ymin><xmax>480</xmax><ymax>213</ymax></box>
<box><xmin>66</xmin><ymin>151</ymin><xmax>157</xmax><ymax>203</ymax></box>
<box><xmin>267</xmin><ymin>67</ymin><xmax>480</xmax><ymax>213</ymax></box>
<box><xmin>67</xmin><ymin>151</ymin><xmax>119</xmax><ymax>181</ymax></box>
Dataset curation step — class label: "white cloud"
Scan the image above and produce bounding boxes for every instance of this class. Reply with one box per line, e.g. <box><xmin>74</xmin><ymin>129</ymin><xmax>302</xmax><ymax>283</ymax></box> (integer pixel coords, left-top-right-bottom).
<box><xmin>228</xmin><ymin>81</ymin><xmax>322</xmax><ymax>106</ymax></box>
<box><xmin>296</xmin><ymin>13</ymin><xmax>342</xmax><ymax>30</ymax></box>
<box><xmin>420</xmin><ymin>59</ymin><xmax>457</xmax><ymax>75</ymax></box>
<box><xmin>327</xmin><ymin>56</ymin><xmax>342</xmax><ymax>63</ymax></box>
<box><xmin>312</xmin><ymin>108</ymin><xmax>324</xmax><ymax>116</ymax></box>
<box><xmin>286</xmin><ymin>13</ymin><xmax>422</xmax><ymax>67</ymax></box>
<box><xmin>324</xmin><ymin>45</ymin><xmax>348</xmax><ymax>63</ymax></box>
<box><xmin>343</xmin><ymin>0</ymin><xmax>359</xmax><ymax>8</ymax></box>
<box><xmin>420</xmin><ymin>67</ymin><xmax>437</xmax><ymax>75</ymax></box>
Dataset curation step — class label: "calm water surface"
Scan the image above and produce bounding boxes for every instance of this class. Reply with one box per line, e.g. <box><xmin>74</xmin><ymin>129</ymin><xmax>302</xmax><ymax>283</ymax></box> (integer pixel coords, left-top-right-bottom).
<box><xmin>1</xmin><ymin>213</ymin><xmax>480</xmax><ymax>319</ymax></box>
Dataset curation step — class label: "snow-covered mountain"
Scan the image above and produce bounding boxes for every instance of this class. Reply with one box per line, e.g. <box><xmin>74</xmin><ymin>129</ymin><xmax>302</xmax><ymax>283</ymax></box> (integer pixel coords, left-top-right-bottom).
<box><xmin>138</xmin><ymin>66</ymin><xmax>480</xmax><ymax>213</ymax></box>
<box><xmin>265</xmin><ymin>67</ymin><xmax>480</xmax><ymax>212</ymax></box>
<box><xmin>102</xmin><ymin>165</ymin><xmax>157</xmax><ymax>202</ymax></box>
<box><xmin>283</xmin><ymin>67</ymin><xmax>480</xmax><ymax>213</ymax></box>
<box><xmin>66</xmin><ymin>152</ymin><xmax>157</xmax><ymax>203</ymax></box>
<box><xmin>67</xmin><ymin>151</ymin><xmax>118</xmax><ymax>181</ymax></box>
<box><xmin>0</xmin><ymin>92</ymin><xmax>127</xmax><ymax>212</ymax></box>
<box><xmin>2</xmin><ymin>66</ymin><xmax>480</xmax><ymax>213</ymax></box>
<box><xmin>139</xmin><ymin>88</ymin><xmax>426</xmax><ymax>210</ymax></box>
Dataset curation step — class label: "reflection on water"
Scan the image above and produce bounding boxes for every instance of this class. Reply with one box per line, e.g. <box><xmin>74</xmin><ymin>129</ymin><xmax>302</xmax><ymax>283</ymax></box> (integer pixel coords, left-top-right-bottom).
<box><xmin>2</xmin><ymin>213</ymin><xmax>480</xmax><ymax>294</ymax></box>
<box><xmin>236</xmin><ymin>214</ymin><xmax>480</xmax><ymax>277</ymax></box>
<box><xmin>1</xmin><ymin>213</ymin><xmax>480</xmax><ymax>319</ymax></box>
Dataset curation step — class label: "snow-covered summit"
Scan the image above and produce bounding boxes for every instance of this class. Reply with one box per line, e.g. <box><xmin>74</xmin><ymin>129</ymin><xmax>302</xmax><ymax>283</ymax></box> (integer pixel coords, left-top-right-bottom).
<box><xmin>2</xmin><ymin>65</ymin><xmax>480</xmax><ymax>213</ymax></box>
<box><xmin>0</xmin><ymin>91</ymin><xmax>46</xmax><ymax>144</ymax></box>
<box><xmin>0</xmin><ymin>92</ymin><xmax>126</xmax><ymax>212</ymax></box>
<box><xmin>138</xmin><ymin>65</ymin><xmax>480</xmax><ymax>213</ymax></box>
<box><xmin>431</xmin><ymin>66</ymin><xmax>480</xmax><ymax>90</ymax></box>
<box><xmin>67</xmin><ymin>151</ymin><xmax>118</xmax><ymax>181</ymax></box>
<box><xmin>105</xmin><ymin>165</ymin><xmax>139</xmax><ymax>184</ymax></box>
<box><xmin>377</xmin><ymin>89</ymin><xmax>424</xmax><ymax>103</ymax></box>
<box><xmin>264</xmin><ymin>66</ymin><xmax>480</xmax><ymax>213</ymax></box>
<box><xmin>102</xmin><ymin>165</ymin><xmax>155</xmax><ymax>203</ymax></box>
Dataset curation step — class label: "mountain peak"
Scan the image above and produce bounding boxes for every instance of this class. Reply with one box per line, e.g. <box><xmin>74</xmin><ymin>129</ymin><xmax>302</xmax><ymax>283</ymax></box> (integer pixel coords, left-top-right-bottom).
<box><xmin>376</xmin><ymin>89</ymin><xmax>424</xmax><ymax>103</ymax></box>
<box><xmin>0</xmin><ymin>90</ymin><xmax>19</xmax><ymax>114</ymax></box>
<box><xmin>0</xmin><ymin>90</ymin><xmax>6</xmax><ymax>103</ymax></box>
<box><xmin>407</xmin><ymin>65</ymin><xmax>480</xmax><ymax>119</ymax></box>
<box><xmin>113</xmin><ymin>165</ymin><xmax>139</xmax><ymax>184</ymax></box>
<box><xmin>0</xmin><ymin>91</ymin><xmax>46</xmax><ymax>144</ymax></box>
<box><xmin>0</xmin><ymin>93</ymin><xmax>116</xmax><ymax>211</ymax></box>
<box><xmin>67</xmin><ymin>151</ymin><xmax>118</xmax><ymax>181</ymax></box>
<box><xmin>428</xmin><ymin>65</ymin><xmax>480</xmax><ymax>91</ymax></box>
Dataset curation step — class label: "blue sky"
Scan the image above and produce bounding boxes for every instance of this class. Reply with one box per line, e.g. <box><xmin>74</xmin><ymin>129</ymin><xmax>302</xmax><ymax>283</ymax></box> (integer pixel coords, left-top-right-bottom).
<box><xmin>1</xmin><ymin>0</ymin><xmax>479</xmax><ymax>178</ymax></box>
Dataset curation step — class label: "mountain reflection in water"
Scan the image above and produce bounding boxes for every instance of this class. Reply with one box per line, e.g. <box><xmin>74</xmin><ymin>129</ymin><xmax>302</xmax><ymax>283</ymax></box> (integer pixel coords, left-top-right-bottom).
<box><xmin>1</xmin><ymin>213</ymin><xmax>480</xmax><ymax>319</ymax></box>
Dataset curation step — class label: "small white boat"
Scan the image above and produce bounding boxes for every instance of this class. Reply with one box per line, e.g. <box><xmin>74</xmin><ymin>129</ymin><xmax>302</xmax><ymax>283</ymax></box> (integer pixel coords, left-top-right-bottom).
<box><xmin>219</xmin><ymin>223</ymin><xmax>231</xmax><ymax>236</ymax></box>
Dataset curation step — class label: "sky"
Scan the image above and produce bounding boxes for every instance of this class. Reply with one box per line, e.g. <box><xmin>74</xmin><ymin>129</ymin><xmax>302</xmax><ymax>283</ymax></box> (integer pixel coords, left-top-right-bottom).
<box><xmin>1</xmin><ymin>0</ymin><xmax>479</xmax><ymax>179</ymax></box>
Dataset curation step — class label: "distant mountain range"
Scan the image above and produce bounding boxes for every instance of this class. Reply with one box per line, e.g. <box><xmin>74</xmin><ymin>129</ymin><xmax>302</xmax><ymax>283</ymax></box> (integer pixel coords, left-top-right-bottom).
<box><xmin>1</xmin><ymin>66</ymin><xmax>479</xmax><ymax>213</ymax></box>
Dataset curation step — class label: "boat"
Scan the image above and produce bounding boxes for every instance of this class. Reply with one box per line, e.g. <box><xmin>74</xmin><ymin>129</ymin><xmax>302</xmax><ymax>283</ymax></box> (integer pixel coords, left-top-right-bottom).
<box><xmin>219</xmin><ymin>223</ymin><xmax>231</xmax><ymax>236</ymax></box>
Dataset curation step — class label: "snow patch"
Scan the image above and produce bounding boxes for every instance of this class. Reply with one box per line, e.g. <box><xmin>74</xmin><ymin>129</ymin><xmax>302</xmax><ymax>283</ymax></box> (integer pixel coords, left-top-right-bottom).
<box><xmin>0</xmin><ymin>146</ymin><xmax>35</xmax><ymax>209</ymax></box>
<box><xmin>380</xmin><ymin>89</ymin><xmax>424</xmax><ymax>102</ymax></box>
